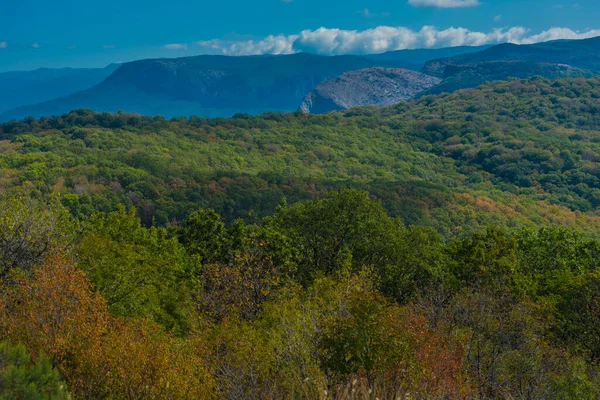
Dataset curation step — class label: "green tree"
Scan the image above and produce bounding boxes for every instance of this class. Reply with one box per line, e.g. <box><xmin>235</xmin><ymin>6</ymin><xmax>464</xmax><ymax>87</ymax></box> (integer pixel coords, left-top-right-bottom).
<box><xmin>318</xmin><ymin>286</ymin><xmax>412</xmax><ymax>398</ymax></box>
<box><xmin>0</xmin><ymin>342</ymin><xmax>69</xmax><ymax>400</ymax></box>
<box><xmin>448</xmin><ymin>226</ymin><xmax>521</xmax><ymax>292</ymax></box>
<box><xmin>0</xmin><ymin>196</ymin><xmax>78</xmax><ymax>279</ymax></box>
<box><xmin>515</xmin><ymin>226</ymin><xmax>600</xmax><ymax>297</ymax></box>
<box><xmin>179</xmin><ymin>208</ymin><xmax>228</xmax><ymax>264</ymax></box>
<box><xmin>269</xmin><ymin>189</ymin><xmax>440</xmax><ymax>303</ymax></box>
<box><xmin>556</xmin><ymin>270</ymin><xmax>600</xmax><ymax>361</ymax></box>
<box><xmin>77</xmin><ymin>207</ymin><xmax>192</xmax><ymax>334</ymax></box>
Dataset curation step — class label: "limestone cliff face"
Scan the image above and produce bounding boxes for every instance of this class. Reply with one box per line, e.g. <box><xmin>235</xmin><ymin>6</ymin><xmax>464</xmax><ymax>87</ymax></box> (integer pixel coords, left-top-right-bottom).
<box><xmin>299</xmin><ymin>68</ymin><xmax>441</xmax><ymax>114</ymax></box>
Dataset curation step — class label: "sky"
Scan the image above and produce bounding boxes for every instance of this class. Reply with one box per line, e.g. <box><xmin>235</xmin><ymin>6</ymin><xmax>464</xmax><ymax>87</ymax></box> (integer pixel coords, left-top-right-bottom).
<box><xmin>0</xmin><ymin>0</ymin><xmax>599</xmax><ymax>72</ymax></box>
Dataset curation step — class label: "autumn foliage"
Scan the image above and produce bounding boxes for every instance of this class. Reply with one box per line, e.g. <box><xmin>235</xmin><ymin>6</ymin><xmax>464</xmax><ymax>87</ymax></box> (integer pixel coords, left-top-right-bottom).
<box><xmin>2</xmin><ymin>191</ymin><xmax>600</xmax><ymax>399</ymax></box>
<box><xmin>403</xmin><ymin>311</ymin><xmax>471</xmax><ymax>399</ymax></box>
<box><xmin>0</xmin><ymin>254</ymin><xmax>215</xmax><ymax>399</ymax></box>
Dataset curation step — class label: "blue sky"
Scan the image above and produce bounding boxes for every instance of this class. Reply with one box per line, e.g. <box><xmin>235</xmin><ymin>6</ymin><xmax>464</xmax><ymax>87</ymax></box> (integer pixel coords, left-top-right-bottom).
<box><xmin>0</xmin><ymin>0</ymin><xmax>598</xmax><ymax>72</ymax></box>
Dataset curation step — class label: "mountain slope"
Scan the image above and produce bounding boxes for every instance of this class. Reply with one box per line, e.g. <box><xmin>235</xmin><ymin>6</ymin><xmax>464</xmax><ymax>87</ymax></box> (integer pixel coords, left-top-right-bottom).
<box><xmin>423</xmin><ymin>36</ymin><xmax>600</xmax><ymax>77</ymax></box>
<box><xmin>299</xmin><ymin>38</ymin><xmax>600</xmax><ymax>115</ymax></box>
<box><xmin>0</xmin><ymin>65</ymin><xmax>119</xmax><ymax>114</ymax></box>
<box><xmin>0</xmin><ymin>53</ymin><xmax>404</xmax><ymax>121</ymax></box>
<box><xmin>365</xmin><ymin>45</ymin><xmax>492</xmax><ymax>69</ymax></box>
<box><xmin>299</xmin><ymin>67</ymin><xmax>441</xmax><ymax>114</ymax></box>
<box><xmin>421</xmin><ymin>61</ymin><xmax>593</xmax><ymax>96</ymax></box>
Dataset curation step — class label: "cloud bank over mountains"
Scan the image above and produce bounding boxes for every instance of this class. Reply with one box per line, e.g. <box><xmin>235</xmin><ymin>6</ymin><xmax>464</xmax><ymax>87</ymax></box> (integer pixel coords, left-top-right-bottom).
<box><xmin>194</xmin><ymin>26</ymin><xmax>600</xmax><ymax>56</ymax></box>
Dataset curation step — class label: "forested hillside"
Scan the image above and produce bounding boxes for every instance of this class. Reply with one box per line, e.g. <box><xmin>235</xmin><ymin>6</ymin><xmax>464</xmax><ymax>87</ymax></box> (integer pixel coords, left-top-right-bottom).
<box><xmin>2</xmin><ymin>77</ymin><xmax>600</xmax><ymax>235</ymax></box>
<box><xmin>3</xmin><ymin>77</ymin><xmax>600</xmax><ymax>399</ymax></box>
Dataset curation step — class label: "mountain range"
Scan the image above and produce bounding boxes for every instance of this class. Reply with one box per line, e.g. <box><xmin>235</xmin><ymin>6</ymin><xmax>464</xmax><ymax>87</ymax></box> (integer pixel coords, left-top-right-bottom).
<box><xmin>2</xmin><ymin>37</ymin><xmax>600</xmax><ymax>120</ymax></box>
<box><xmin>0</xmin><ymin>53</ymin><xmax>403</xmax><ymax>121</ymax></box>
<box><xmin>422</xmin><ymin>37</ymin><xmax>600</xmax><ymax>77</ymax></box>
<box><xmin>0</xmin><ymin>45</ymin><xmax>490</xmax><ymax>122</ymax></box>
<box><xmin>0</xmin><ymin>64</ymin><xmax>119</xmax><ymax>115</ymax></box>
<box><xmin>363</xmin><ymin>45</ymin><xmax>492</xmax><ymax>69</ymax></box>
<box><xmin>420</xmin><ymin>60</ymin><xmax>593</xmax><ymax>96</ymax></box>
<box><xmin>304</xmin><ymin>37</ymin><xmax>600</xmax><ymax>113</ymax></box>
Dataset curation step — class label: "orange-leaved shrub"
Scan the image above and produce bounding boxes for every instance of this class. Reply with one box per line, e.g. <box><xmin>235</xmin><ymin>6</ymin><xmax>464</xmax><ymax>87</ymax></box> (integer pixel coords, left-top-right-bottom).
<box><xmin>0</xmin><ymin>254</ymin><xmax>216</xmax><ymax>399</ymax></box>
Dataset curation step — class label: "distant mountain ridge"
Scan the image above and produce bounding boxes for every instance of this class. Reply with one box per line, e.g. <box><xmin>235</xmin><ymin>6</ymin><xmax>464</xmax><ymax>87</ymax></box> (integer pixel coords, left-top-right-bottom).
<box><xmin>0</xmin><ymin>64</ymin><xmax>119</xmax><ymax>114</ymax></box>
<box><xmin>297</xmin><ymin>38</ymin><xmax>600</xmax><ymax>114</ymax></box>
<box><xmin>423</xmin><ymin>36</ymin><xmax>600</xmax><ymax>77</ymax></box>
<box><xmin>3</xmin><ymin>38</ymin><xmax>600</xmax><ymax>121</ymax></box>
<box><xmin>300</xmin><ymin>68</ymin><xmax>441</xmax><ymax>114</ymax></box>
<box><xmin>0</xmin><ymin>53</ymin><xmax>403</xmax><ymax>121</ymax></box>
<box><xmin>0</xmin><ymin>45</ymin><xmax>492</xmax><ymax>122</ymax></box>
<box><xmin>363</xmin><ymin>45</ymin><xmax>491</xmax><ymax>69</ymax></box>
<box><xmin>420</xmin><ymin>61</ymin><xmax>594</xmax><ymax>96</ymax></box>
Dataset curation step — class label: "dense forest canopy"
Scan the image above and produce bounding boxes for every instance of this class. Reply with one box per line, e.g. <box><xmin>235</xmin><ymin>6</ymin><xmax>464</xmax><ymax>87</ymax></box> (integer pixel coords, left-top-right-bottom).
<box><xmin>2</xmin><ymin>77</ymin><xmax>600</xmax><ymax>236</ymax></box>
<box><xmin>3</xmin><ymin>77</ymin><xmax>600</xmax><ymax>399</ymax></box>
<box><xmin>2</xmin><ymin>190</ymin><xmax>600</xmax><ymax>398</ymax></box>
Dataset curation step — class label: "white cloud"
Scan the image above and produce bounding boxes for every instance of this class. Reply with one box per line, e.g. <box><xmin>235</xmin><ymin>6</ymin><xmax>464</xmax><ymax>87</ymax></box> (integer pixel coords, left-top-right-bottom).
<box><xmin>194</xmin><ymin>26</ymin><xmax>600</xmax><ymax>56</ymax></box>
<box><xmin>197</xmin><ymin>34</ymin><xmax>297</xmax><ymax>56</ymax></box>
<box><xmin>408</xmin><ymin>0</ymin><xmax>480</xmax><ymax>8</ymax></box>
<box><xmin>101</xmin><ymin>44</ymin><xmax>116</xmax><ymax>49</ymax></box>
<box><xmin>163</xmin><ymin>43</ymin><xmax>188</xmax><ymax>50</ymax></box>
<box><xmin>0</xmin><ymin>42</ymin><xmax>6</xmax><ymax>49</ymax></box>
<box><xmin>494</xmin><ymin>14</ymin><xmax>502</xmax><ymax>22</ymax></box>
<box><xmin>518</xmin><ymin>27</ymin><xmax>600</xmax><ymax>44</ymax></box>
<box><xmin>31</xmin><ymin>43</ymin><xmax>40</xmax><ymax>49</ymax></box>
